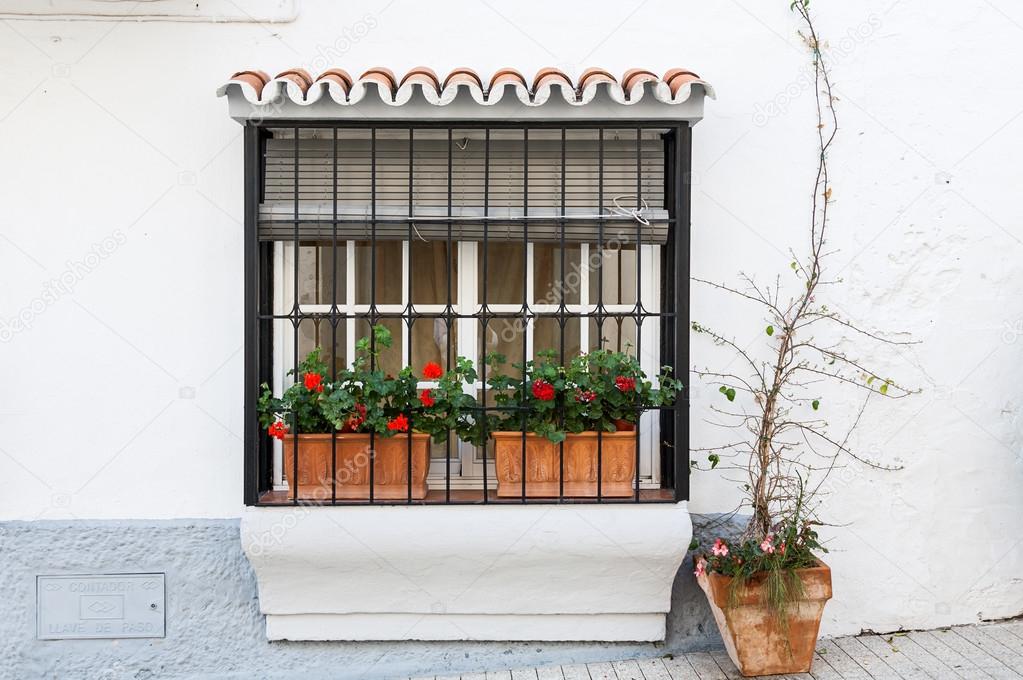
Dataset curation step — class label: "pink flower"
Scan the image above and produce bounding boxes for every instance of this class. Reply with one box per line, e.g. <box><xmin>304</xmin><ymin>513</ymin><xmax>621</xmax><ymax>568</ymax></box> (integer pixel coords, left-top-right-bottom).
<box><xmin>760</xmin><ymin>534</ymin><xmax>776</xmax><ymax>554</ymax></box>
<box><xmin>693</xmin><ymin>559</ymin><xmax>706</xmax><ymax>578</ymax></box>
<box><xmin>712</xmin><ymin>538</ymin><xmax>729</xmax><ymax>557</ymax></box>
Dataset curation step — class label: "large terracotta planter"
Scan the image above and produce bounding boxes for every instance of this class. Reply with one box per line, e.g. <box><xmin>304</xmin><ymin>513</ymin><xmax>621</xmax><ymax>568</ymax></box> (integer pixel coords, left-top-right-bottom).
<box><xmin>283</xmin><ymin>433</ymin><xmax>429</xmax><ymax>500</ymax></box>
<box><xmin>697</xmin><ymin>561</ymin><xmax>832</xmax><ymax>677</ymax></box>
<box><xmin>492</xmin><ymin>431</ymin><xmax>636</xmax><ymax>497</ymax></box>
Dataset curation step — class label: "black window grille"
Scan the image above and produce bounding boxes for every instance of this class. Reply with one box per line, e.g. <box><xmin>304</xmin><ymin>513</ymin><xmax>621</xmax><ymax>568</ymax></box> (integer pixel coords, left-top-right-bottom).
<box><xmin>243</xmin><ymin>121</ymin><xmax>692</xmax><ymax>505</ymax></box>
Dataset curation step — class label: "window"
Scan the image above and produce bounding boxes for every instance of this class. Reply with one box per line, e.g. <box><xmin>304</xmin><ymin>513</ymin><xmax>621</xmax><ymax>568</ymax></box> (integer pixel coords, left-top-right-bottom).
<box><xmin>243</xmin><ymin>123</ymin><xmax>690</xmax><ymax>505</ymax></box>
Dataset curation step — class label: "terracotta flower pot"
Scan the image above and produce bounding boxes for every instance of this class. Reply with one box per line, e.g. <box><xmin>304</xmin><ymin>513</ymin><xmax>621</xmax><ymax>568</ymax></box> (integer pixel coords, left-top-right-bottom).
<box><xmin>283</xmin><ymin>433</ymin><xmax>430</xmax><ymax>501</ymax></box>
<box><xmin>697</xmin><ymin>561</ymin><xmax>832</xmax><ymax>677</ymax></box>
<box><xmin>492</xmin><ymin>431</ymin><xmax>636</xmax><ymax>497</ymax></box>
<box><xmin>612</xmin><ymin>418</ymin><xmax>635</xmax><ymax>432</ymax></box>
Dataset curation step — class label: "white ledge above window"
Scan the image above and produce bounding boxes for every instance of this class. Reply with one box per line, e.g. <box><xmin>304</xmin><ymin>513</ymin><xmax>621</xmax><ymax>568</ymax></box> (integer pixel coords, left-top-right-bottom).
<box><xmin>217</xmin><ymin>67</ymin><xmax>714</xmax><ymax>123</ymax></box>
<box><xmin>0</xmin><ymin>0</ymin><xmax>297</xmax><ymax>22</ymax></box>
<box><xmin>241</xmin><ymin>503</ymin><xmax>692</xmax><ymax>641</ymax></box>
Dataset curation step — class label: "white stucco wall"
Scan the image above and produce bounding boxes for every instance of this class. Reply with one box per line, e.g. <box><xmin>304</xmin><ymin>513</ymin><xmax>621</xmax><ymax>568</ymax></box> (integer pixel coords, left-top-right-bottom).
<box><xmin>0</xmin><ymin>0</ymin><xmax>1021</xmax><ymax>638</ymax></box>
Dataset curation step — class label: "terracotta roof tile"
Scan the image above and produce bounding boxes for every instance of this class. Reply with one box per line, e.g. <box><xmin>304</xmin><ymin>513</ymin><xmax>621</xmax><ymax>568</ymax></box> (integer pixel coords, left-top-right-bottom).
<box><xmin>218</xmin><ymin>66</ymin><xmax>714</xmax><ymax>109</ymax></box>
<box><xmin>360</xmin><ymin>67</ymin><xmax>399</xmax><ymax>94</ymax></box>
<box><xmin>443</xmin><ymin>67</ymin><xmax>484</xmax><ymax>90</ymax></box>
<box><xmin>275</xmin><ymin>68</ymin><xmax>313</xmax><ymax>93</ymax></box>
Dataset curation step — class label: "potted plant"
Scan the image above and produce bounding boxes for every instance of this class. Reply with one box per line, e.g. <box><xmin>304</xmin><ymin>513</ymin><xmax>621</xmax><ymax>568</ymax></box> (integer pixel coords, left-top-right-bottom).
<box><xmin>257</xmin><ymin>346</ymin><xmax>335</xmax><ymax>500</ymax></box>
<box><xmin>259</xmin><ymin>324</ymin><xmax>481</xmax><ymax>500</ymax></box>
<box><xmin>486</xmin><ymin>349</ymin><xmax>681</xmax><ymax>497</ymax></box>
<box><xmin>694</xmin><ymin>486</ymin><xmax>832</xmax><ymax>676</ymax></box>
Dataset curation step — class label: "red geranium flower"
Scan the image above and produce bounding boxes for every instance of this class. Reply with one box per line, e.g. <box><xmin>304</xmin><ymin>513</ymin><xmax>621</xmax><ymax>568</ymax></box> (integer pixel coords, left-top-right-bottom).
<box><xmin>387</xmin><ymin>413</ymin><xmax>409</xmax><ymax>432</ymax></box>
<box><xmin>419</xmin><ymin>389</ymin><xmax>435</xmax><ymax>407</ymax></box>
<box><xmin>532</xmin><ymin>379</ymin><xmax>556</xmax><ymax>401</ymax></box>
<box><xmin>267</xmin><ymin>421</ymin><xmax>288</xmax><ymax>440</ymax></box>
<box><xmin>345</xmin><ymin>403</ymin><xmax>367</xmax><ymax>431</ymax></box>
<box><xmin>614</xmin><ymin>375</ymin><xmax>636</xmax><ymax>392</ymax></box>
<box><xmin>303</xmin><ymin>372</ymin><xmax>324</xmax><ymax>393</ymax></box>
<box><xmin>423</xmin><ymin>362</ymin><xmax>443</xmax><ymax>380</ymax></box>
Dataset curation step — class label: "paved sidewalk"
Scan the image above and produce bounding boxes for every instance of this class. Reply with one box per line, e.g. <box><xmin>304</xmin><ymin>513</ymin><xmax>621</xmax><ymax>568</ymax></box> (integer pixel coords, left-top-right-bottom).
<box><xmin>409</xmin><ymin>619</ymin><xmax>1023</xmax><ymax>679</ymax></box>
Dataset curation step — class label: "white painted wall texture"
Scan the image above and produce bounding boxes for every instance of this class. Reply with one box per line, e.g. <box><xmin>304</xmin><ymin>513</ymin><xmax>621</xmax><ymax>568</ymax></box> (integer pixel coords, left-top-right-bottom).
<box><xmin>0</xmin><ymin>0</ymin><xmax>1021</xmax><ymax>640</ymax></box>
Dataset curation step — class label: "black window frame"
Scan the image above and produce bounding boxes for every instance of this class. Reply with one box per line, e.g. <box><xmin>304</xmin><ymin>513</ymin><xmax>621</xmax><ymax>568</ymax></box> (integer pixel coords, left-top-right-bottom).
<box><xmin>242</xmin><ymin>119</ymin><xmax>692</xmax><ymax>506</ymax></box>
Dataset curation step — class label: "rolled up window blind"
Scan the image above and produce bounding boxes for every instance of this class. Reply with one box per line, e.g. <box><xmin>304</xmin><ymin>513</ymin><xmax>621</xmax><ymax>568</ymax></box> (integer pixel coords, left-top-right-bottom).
<box><xmin>259</xmin><ymin>128</ymin><xmax>669</xmax><ymax>244</ymax></box>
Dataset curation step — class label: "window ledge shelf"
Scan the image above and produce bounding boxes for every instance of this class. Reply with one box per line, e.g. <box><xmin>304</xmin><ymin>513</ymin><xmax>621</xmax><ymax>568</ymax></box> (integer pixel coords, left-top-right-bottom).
<box><xmin>240</xmin><ymin>503</ymin><xmax>691</xmax><ymax>641</ymax></box>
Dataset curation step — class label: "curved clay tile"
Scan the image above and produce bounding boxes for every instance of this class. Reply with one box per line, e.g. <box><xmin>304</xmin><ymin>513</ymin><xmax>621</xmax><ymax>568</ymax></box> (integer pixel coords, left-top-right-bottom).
<box><xmin>621</xmin><ymin>68</ymin><xmax>659</xmax><ymax>92</ymax></box>
<box><xmin>275</xmin><ymin>68</ymin><xmax>314</xmax><ymax>93</ymax></box>
<box><xmin>531</xmin><ymin>67</ymin><xmax>573</xmax><ymax>93</ymax></box>
<box><xmin>578</xmin><ymin>67</ymin><xmax>617</xmax><ymax>90</ymax></box>
<box><xmin>230</xmin><ymin>70</ymin><xmax>271</xmax><ymax>98</ymax></box>
<box><xmin>400</xmin><ymin>66</ymin><xmax>442</xmax><ymax>93</ymax></box>
<box><xmin>443</xmin><ymin>67</ymin><xmax>484</xmax><ymax>90</ymax></box>
<box><xmin>489</xmin><ymin>67</ymin><xmax>528</xmax><ymax>92</ymax></box>
<box><xmin>316</xmin><ymin>68</ymin><xmax>353</xmax><ymax>92</ymax></box>
<box><xmin>663</xmin><ymin>68</ymin><xmax>701</xmax><ymax>96</ymax></box>
<box><xmin>360</xmin><ymin>67</ymin><xmax>399</xmax><ymax>95</ymax></box>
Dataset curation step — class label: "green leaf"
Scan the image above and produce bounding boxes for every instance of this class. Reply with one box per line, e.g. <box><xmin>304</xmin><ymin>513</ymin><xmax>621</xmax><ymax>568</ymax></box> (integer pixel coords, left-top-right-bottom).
<box><xmin>688</xmin><ymin>538</ymin><xmax>699</xmax><ymax>551</ymax></box>
<box><xmin>708</xmin><ymin>453</ymin><xmax>720</xmax><ymax>469</ymax></box>
<box><xmin>766</xmin><ymin>325</ymin><xmax>774</xmax><ymax>336</ymax></box>
<box><xmin>790</xmin><ymin>261</ymin><xmax>798</xmax><ymax>270</ymax></box>
<box><xmin>725</xmin><ymin>388</ymin><xmax>736</xmax><ymax>402</ymax></box>
<box><xmin>719</xmin><ymin>385</ymin><xmax>728</xmax><ymax>394</ymax></box>
<box><xmin>812</xmin><ymin>399</ymin><xmax>820</xmax><ymax>410</ymax></box>
<box><xmin>879</xmin><ymin>383</ymin><xmax>888</xmax><ymax>395</ymax></box>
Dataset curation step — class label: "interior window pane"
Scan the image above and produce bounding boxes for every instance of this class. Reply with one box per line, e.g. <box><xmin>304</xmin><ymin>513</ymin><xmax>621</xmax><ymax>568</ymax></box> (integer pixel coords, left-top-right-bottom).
<box><xmin>480</xmin><ymin>319</ymin><xmax>524</xmax><ymax>376</ymax></box>
<box><xmin>429</xmin><ymin>434</ymin><xmax>455</xmax><ymax>460</ymax></box>
<box><xmin>355</xmin><ymin>241</ymin><xmax>402</xmax><ymax>304</ymax></box>
<box><xmin>410</xmin><ymin>317</ymin><xmax>456</xmax><ymax>372</ymax></box>
<box><xmin>588</xmin><ymin>244</ymin><xmax>637</xmax><ymax>305</ymax></box>
<box><xmin>411</xmin><ymin>241</ymin><xmax>457</xmax><ymax>305</ymax></box>
<box><xmin>478</xmin><ymin>243</ymin><xmax>525</xmax><ymax>305</ymax></box>
<box><xmin>355</xmin><ymin>318</ymin><xmax>403</xmax><ymax>377</ymax></box>
<box><xmin>296</xmin><ymin>318</ymin><xmax>346</xmax><ymax>377</ymax></box>
<box><xmin>589</xmin><ymin>316</ymin><xmax>638</xmax><ymax>356</ymax></box>
<box><xmin>298</xmin><ymin>243</ymin><xmax>346</xmax><ymax>305</ymax></box>
<box><xmin>533</xmin><ymin>317</ymin><xmax>581</xmax><ymax>361</ymax></box>
<box><xmin>533</xmin><ymin>244</ymin><xmax>581</xmax><ymax>305</ymax></box>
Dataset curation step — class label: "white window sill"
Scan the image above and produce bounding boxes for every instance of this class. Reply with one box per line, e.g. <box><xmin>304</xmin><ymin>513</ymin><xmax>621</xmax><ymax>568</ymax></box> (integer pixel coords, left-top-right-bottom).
<box><xmin>241</xmin><ymin>503</ymin><xmax>691</xmax><ymax>641</ymax></box>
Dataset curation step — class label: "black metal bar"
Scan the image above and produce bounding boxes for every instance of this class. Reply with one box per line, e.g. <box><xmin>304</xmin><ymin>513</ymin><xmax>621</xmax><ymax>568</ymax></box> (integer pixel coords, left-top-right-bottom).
<box><xmin>331</xmin><ymin>126</ymin><xmax>338</xmax><ymax>505</ymax></box>
<box><xmin>635</xmin><ymin>127</ymin><xmax>643</xmax><ymax>503</ymax></box>
<box><xmin>672</xmin><ymin>123</ymin><xmax>692</xmax><ymax>503</ymax></box>
<box><xmin>259</xmin><ymin>310</ymin><xmax>677</xmax><ymax>321</ymax></box>
<box><xmin>369</xmin><ymin>126</ymin><xmax>377</xmax><ymax>504</ymax></box>
<box><xmin>258</xmin><ymin>119</ymin><xmax>684</xmax><ymax>130</ymax></box>
<box><xmin>596</xmin><ymin>128</ymin><xmax>604</xmax><ymax>503</ymax></box>
<box><xmin>291</xmin><ymin>126</ymin><xmax>300</xmax><ymax>506</ymax></box>
<box><xmin>481</xmin><ymin>128</ymin><xmax>490</xmax><ymax>504</ymax></box>
<box><xmin>558</xmin><ymin>127</ymin><xmax>566</xmax><ymax>503</ymax></box>
<box><xmin>446</xmin><ymin>126</ymin><xmax>453</xmax><ymax>504</ymax></box>
<box><xmin>521</xmin><ymin>127</ymin><xmax>528</xmax><ymax>504</ymax></box>
<box><xmin>407</xmin><ymin>127</ymin><xmax>414</xmax><ymax>505</ymax></box>
<box><xmin>243</xmin><ymin>123</ymin><xmax>261</xmax><ymax>505</ymax></box>
<box><xmin>660</xmin><ymin>130</ymin><xmax>675</xmax><ymax>493</ymax></box>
